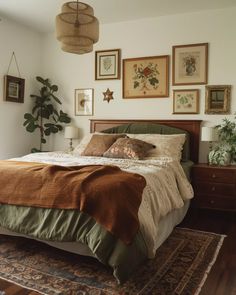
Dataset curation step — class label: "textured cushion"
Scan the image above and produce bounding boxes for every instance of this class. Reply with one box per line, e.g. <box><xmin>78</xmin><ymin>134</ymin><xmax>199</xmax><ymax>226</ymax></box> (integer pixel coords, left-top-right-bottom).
<box><xmin>102</xmin><ymin>123</ymin><xmax>190</xmax><ymax>161</ymax></box>
<box><xmin>103</xmin><ymin>138</ymin><xmax>155</xmax><ymax>160</ymax></box>
<box><xmin>81</xmin><ymin>134</ymin><xmax>127</xmax><ymax>157</ymax></box>
<box><xmin>126</xmin><ymin>134</ymin><xmax>186</xmax><ymax>161</ymax></box>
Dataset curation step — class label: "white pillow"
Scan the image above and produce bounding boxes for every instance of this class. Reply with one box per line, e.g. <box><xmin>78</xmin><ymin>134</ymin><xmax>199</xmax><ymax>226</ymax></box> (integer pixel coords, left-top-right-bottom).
<box><xmin>126</xmin><ymin>134</ymin><xmax>186</xmax><ymax>161</ymax></box>
<box><xmin>73</xmin><ymin>133</ymin><xmax>94</xmax><ymax>155</ymax></box>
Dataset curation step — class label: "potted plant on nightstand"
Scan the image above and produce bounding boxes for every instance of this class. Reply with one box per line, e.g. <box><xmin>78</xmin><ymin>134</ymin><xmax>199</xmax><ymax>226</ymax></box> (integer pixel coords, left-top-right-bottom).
<box><xmin>209</xmin><ymin>115</ymin><xmax>236</xmax><ymax>165</ymax></box>
<box><xmin>23</xmin><ymin>76</ymin><xmax>71</xmax><ymax>152</ymax></box>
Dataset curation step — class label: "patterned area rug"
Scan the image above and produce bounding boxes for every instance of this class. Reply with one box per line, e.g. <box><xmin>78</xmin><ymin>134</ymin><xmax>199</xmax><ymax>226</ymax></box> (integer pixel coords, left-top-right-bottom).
<box><xmin>0</xmin><ymin>228</ymin><xmax>225</xmax><ymax>295</ymax></box>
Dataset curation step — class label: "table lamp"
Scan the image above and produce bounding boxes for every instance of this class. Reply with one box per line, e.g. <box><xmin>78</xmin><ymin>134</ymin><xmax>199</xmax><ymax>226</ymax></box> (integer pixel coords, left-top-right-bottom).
<box><xmin>201</xmin><ymin>126</ymin><xmax>218</xmax><ymax>162</ymax></box>
<box><xmin>64</xmin><ymin>126</ymin><xmax>79</xmax><ymax>152</ymax></box>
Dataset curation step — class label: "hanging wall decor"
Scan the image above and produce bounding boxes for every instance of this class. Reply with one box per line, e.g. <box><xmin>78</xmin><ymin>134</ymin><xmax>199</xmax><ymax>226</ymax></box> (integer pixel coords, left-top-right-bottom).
<box><xmin>172</xmin><ymin>43</ymin><xmax>208</xmax><ymax>86</ymax></box>
<box><xmin>103</xmin><ymin>88</ymin><xmax>114</xmax><ymax>103</ymax></box>
<box><xmin>4</xmin><ymin>52</ymin><xmax>25</xmax><ymax>103</ymax></box>
<box><xmin>95</xmin><ymin>49</ymin><xmax>121</xmax><ymax>80</ymax></box>
<box><xmin>123</xmin><ymin>55</ymin><xmax>169</xmax><ymax>98</ymax></box>
<box><xmin>75</xmin><ymin>88</ymin><xmax>94</xmax><ymax>115</ymax></box>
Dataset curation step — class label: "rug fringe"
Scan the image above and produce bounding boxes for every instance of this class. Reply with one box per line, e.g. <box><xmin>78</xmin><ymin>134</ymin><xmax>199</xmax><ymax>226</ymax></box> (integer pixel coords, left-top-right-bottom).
<box><xmin>0</xmin><ymin>276</ymin><xmax>47</xmax><ymax>295</ymax></box>
<box><xmin>193</xmin><ymin>235</ymin><xmax>226</xmax><ymax>295</ymax></box>
<box><xmin>178</xmin><ymin>227</ymin><xmax>227</xmax><ymax>238</ymax></box>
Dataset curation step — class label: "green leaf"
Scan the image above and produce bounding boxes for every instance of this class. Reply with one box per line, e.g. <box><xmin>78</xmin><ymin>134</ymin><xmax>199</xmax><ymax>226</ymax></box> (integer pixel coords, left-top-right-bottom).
<box><xmin>51</xmin><ymin>93</ymin><xmax>62</xmax><ymax>104</ymax></box>
<box><xmin>31</xmin><ymin>148</ymin><xmax>41</xmax><ymax>153</ymax></box>
<box><xmin>56</xmin><ymin>124</ymin><xmax>63</xmax><ymax>131</ymax></box>
<box><xmin>41</xmin><ymin>138</ymin><xmax>46</xmax><ymax>144</ymax></box>
<box><xmin>26</xmin><ymin>123</ymin><xmax>37</xmax><ymax>133</ymax></box>
<box><xmin>134</xmin><ymin>81</ymin><xmax>139</xmax><ymax>89</ymax></box>
<box><xmin>51</xmin><ymin>85</ymin><xmax>58</xmax><ymax>92</ymax></box>
<box><xmin>149</xmin><ymin>77</ymin><xmax>159</xmax><ymax>86</ymax></box>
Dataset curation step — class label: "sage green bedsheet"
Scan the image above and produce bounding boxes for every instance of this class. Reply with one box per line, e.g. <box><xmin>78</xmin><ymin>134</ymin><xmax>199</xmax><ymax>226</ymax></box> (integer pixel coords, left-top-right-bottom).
<box><xmin>0</xmin><ymin>204</ymin><xmax>147</xmax><ymax>284</ymax></box>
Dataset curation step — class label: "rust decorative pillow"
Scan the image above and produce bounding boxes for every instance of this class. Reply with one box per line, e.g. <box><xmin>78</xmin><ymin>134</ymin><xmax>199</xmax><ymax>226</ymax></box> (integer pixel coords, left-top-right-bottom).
<box><xmin>103</xmin><ymin>138</ymin><xmax>155</xmax><ymax>160</ymax></box>
<box><xmin>81</xmin><ymin>134</ymin><xmax>127</xmax><ymax>157</ymax></box>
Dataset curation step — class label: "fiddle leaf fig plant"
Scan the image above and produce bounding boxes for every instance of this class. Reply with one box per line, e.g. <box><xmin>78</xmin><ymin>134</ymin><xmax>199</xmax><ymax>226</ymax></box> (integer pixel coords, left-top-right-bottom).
<box><xmin>23</xmin><ymin>76</ymin><xmax>71</xmax><ymax>152</ymax></box>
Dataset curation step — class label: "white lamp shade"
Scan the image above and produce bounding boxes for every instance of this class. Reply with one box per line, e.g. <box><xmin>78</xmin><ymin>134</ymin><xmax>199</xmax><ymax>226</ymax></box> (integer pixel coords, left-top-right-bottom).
<box><xmin>201</xmin><ymin>127</ymin><xmax>218</xmax><ymax>142</ymax></box>
<box><xmin>64</xmin><ymin>126</ymin><xmax>79</xmax><ymax>139</ymax></box>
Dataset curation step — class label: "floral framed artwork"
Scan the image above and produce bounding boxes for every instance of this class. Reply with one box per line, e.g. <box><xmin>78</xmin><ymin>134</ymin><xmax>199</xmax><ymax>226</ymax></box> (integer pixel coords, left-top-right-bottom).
<box><xmin>4</xmin><ymin>75</ymin><xmax>25</xmax><ymax>103</ymax></box>
<box><xmin>95</xmin><ymin>49</ymin><xmax>121</xmax><ymax>80</ymax></box>
<box><xmin>75</xmin><ymin>88</ymin><xmax>94</xmax><ymax>116</ymax></box>
<box><xmin>173</xmin><ymin>89</ymin><xmax>199</xmax><ymax>114</ymax></box>
<box><xmin>123</xmin><ymin>55</ymin><xmax>169</xmax><ymax>98</ymax></box>
<box><xmin>205</xmin><ymin>85</ymin><xmax>231</xmax><ymax>114</ymax></box>
<box><xmin>172</xmin><ymin>43</ymin><xmax>208</xmax><ymax>85</ymax></box>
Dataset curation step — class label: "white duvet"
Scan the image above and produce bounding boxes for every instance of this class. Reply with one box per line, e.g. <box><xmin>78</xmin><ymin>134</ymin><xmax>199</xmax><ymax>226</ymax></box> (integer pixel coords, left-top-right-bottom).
<box><xmin>11</xmin><ymin>152</ymin><xmax>193</xmax><ymax>257</ymax></box>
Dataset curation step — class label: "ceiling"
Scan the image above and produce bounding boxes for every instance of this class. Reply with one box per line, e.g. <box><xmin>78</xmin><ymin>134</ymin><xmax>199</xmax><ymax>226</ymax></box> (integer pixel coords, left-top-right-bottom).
<box><xmin>0</xmin><ymin>0</ymin><xmax>235</xmax><ymax>33</ymax></box>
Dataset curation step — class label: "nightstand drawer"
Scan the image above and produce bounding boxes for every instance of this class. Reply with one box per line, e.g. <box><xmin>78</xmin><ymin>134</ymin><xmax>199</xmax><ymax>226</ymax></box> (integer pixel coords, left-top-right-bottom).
<box><xmin>193</xmin><ymin>181</ymin><xmax>235</xmax><ymax>197</ymax></box>
<box><xmin>193</xmin><ymin>167</ymin><xmax>235</xmax><ymax>184</ymax></box>
<box><xmin>193</xmin><ymin>195</ymin><xmax>236</xmax><ymax>211</ymax></box>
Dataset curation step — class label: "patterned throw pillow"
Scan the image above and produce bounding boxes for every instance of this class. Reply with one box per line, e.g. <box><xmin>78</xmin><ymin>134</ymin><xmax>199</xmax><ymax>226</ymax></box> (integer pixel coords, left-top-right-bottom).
<box><xmin>81</xmin><ymin>134</ymin><xmax>127</xmax><ymax>157</ymax></box>
<box><xmin>103</xmin><ymin>138</ymin><xmax>155</xmax><ymax>160</ymax></box>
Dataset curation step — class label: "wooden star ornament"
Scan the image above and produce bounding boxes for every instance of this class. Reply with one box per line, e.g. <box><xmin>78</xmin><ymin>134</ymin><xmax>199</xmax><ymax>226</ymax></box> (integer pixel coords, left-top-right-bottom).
<box><xmin>103</xmin><ymin>88</ymin><xmax>114</xmax><ymax>103</ymax></box>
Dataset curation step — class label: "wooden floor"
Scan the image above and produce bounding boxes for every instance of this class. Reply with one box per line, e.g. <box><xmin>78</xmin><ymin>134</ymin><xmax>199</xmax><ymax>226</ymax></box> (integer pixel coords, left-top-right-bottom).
<box><xmin>0</xmin><ymin>208</ymin><xmax>235</xmax><ymax>295</ymax></box>
<box><xmin>181</xmin><ymin>208</ymin><xmax>236</xmax><ymax>295</ymax></box>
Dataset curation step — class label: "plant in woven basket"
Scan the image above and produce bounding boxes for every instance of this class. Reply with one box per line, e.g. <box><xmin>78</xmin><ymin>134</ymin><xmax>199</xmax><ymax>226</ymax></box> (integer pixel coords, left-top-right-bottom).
<box><xmin>23</xmin><ymin>76</ymin><xmax>71</xmax><ymax>152</ymax></box>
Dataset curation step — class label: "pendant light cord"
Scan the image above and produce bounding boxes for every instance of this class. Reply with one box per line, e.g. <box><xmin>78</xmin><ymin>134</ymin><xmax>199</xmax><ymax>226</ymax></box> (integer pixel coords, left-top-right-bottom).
<box><xmin>75</xmin><ymin>0</ymin><xmax>79</xmax><ymax>27</ymax></box>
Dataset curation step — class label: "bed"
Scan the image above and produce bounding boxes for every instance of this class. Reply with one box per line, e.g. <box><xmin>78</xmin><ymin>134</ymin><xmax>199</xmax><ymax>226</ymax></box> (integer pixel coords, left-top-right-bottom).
<box><xmin>0</xmin><ymin>119</ymin><xmax>201</xmax><ymax>284</ymax></box>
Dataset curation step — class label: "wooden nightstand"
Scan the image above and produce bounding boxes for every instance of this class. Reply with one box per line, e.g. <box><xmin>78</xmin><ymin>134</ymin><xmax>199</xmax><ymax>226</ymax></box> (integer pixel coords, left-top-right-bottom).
<box><xmin>192</xmin><ymin>164</ymin><xmax>236</xmax><ymax>211</ymax></box>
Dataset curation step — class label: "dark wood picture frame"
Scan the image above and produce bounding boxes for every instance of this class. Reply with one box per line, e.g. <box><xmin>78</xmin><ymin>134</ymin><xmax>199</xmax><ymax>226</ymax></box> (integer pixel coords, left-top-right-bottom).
<box><xmin>172</xmin><ymin>43</ymin><xmax>208</xmax><ymax>86</ymax></box>
<box><xmin>4</xmin><ymin>75</ymin><xmax>25</xmax><ymax>103</ymax></box>
<box><xmin>95</xmin><ymin>49</ymin><xmax>121</xmax><ymax>80</ymax></box>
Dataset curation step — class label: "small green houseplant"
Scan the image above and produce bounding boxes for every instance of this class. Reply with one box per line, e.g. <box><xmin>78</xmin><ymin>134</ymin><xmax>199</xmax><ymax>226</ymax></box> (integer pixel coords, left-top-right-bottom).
<box><xmin>23</xmin><ymin>76</ymin><xmax>71</xmax><ymax>152</ymax></box>
<box><xmin>210</xmin><ymin>115</ymin><xmax>236</xmax><ymax>165</ymax></box>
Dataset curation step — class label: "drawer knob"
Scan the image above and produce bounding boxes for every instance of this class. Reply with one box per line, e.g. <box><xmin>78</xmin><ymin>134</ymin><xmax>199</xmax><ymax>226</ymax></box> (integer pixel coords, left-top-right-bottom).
<box><xmin>211</xmin><ymin>186</ymin><xmax>216</xmax><ymax>192</ymax></box>
<box><xmin>210</xmin><ymin>200</ymin><xmax>215</xmax><ymax>204</ymax></box>
<box><xmin>212</xmin><ymin>174</ymin><xmax>216</xmax><ymax>178</ymax></box>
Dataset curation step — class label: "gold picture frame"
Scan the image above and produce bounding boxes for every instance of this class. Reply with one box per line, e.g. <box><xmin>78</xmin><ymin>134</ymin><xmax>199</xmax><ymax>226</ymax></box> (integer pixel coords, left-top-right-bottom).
<box><xmin>172</xmin><ymin>43</ymin><xmax>208</xmax><ymax>85</ymax></box>
<box><xmin>95</xmin><ymin>49</ymin><xmax>121</xmax><ymax>80</ymax></box>
<box><xmin>173</xmin><ymin>89</ymin><xmax>199</xmax><ymax>114</ymax></box>
<box><xmin>75</xmin><ymin>88</ymin><xmax>94</xmax><ymax>116</ymax></box>
<box><xmin>123</xmin><ymin>55</ymin><xmax>169</xmax><ymax>98</ymax></box>
<box><xmin>205</xmin><ymin>85</ymin><xmax>231</xmax><ymax>114</ymax></box>
<box><xmin>4</xmin><ymin>75</ymin><xmax>25</xmax><ymax>103</ymax></box>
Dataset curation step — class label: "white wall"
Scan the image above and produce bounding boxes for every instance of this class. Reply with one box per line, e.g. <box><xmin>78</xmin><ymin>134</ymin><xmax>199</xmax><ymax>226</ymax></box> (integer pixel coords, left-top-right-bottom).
<box><xmin>42</xmin><ymin>7</ymin><xmax>236</xmax><ymax>162</ymax></box>
<box><xmin>0</xmin><ymin>18</ymin><xmax>42</xmax><ymax>159</ymax></box>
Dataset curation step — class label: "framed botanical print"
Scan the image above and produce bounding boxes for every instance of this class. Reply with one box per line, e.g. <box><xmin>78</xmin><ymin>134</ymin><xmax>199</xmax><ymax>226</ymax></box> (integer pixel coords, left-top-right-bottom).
<box><xmin>172</xmin><ymin>43</ymin><xmax>208</xmax><ymax>85</ymax></box>
<box><xmin>173</xmin><ymin>89</ymin><xmax>199</xmax><ymax>114</ymax></box>
<box><xmin>123</xmin><ymin>55</ymin><xmax>169</xmax><ymax>98</ymax></box>
<box><xmin>205</xmin><ymin>85</ymin><xmax>231</xmax><ymax>114</ymax></box>
<box><xmin>95</xmin><ymin>49</ymin><xmax>121</xmax><ymax>80</ymax></box>
<box><xmin>4</xmin><ymin>75</ymin><xmax>25</xmax><ymax>103</ymax></box>
<box><xmin>75</xmin><ymin>88</ymin><xmax>94</xmax><ymax>116</ymax></box>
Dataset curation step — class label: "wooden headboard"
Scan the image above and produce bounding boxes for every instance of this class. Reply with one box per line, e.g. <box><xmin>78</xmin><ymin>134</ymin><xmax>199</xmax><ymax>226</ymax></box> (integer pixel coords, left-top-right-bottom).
<box><xmin>90</xmin><ymin>119</ymin><xmax>202</xmax><ymax>163</ymax></box>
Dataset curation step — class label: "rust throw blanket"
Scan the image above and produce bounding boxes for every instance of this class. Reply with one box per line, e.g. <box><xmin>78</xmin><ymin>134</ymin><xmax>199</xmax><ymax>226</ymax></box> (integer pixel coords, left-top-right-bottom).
<box><xmin>0</xmin><ymin>161</ymin><xmax>146</xmax><ymax>244</ymax></box>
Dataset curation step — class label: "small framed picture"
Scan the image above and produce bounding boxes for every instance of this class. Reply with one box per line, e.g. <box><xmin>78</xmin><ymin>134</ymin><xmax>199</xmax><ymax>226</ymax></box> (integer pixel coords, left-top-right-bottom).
<box><xmin>172</xmin><ymin>43</ymin><xmax>208</xmax><ymax>85</ymax></box>
<box><xmin>173</xmin><ymin>89</ymin><xmax>199</xmax><ymax>114</ymax></box>
<box><xmin>95</xmin><ymin>49</ymin><xmax>121</xmax><ymax>80</ymax></box>
<box><xmin>75</xmin><ymin>88</ymin><xmax>94</xmax><ymax>116</ymax></box>
<box><xmin>123</xmin><ymin>55</ymin><xmax>169</xmax><ymax>98</ymax></box>
<box><xmin>205</xmin><ymin>85</ymin><xmax>231</xmax><ymax>114</ymax></box>
<box><xmin>4</xmin><ymin>75</ymin><xmax>25</xmax><ymax>103</ymax></box>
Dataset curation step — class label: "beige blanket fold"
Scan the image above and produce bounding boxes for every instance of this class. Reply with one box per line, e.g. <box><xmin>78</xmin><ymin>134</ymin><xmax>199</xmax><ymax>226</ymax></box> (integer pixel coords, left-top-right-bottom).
<box><xmin>0</xmin><ymin>160</ymin><xmax>146</xmax><ymax>244</ymax></box>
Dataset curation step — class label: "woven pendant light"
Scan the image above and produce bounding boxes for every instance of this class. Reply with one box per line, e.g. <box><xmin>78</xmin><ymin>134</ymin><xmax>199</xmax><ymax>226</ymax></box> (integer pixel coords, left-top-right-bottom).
<box><xmin>56</xmin><ymin>1</ymin><xmax>99</xmax><ymax>54</ymax></box>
